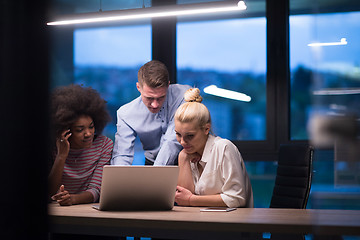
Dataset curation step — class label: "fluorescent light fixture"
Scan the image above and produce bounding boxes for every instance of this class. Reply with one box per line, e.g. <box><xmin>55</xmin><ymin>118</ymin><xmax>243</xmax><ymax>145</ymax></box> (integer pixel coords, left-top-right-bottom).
<box><xmin>308</xmin><ymin>38</ymin><xmax>348</xmax><ymax>47</ymax></box>
<box><xmin>313</xmin><ymin>88</ymin><xmax>360</xmax><ymax>95</ymax></box>
<box><xmin>204</xmin><ymin>85</ymin><xmax>251</xmax><ymax>102</ymax></box>
<box><xmin>47</xmin><ymin>1</ymin><xmax>246</xmax><ymax>26</ymax></box>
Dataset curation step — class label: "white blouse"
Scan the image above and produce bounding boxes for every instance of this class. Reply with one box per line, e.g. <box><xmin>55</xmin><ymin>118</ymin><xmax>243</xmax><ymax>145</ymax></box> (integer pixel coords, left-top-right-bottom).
<box><xmin>190</xmin><ymin>134</ymin><xmax>254</xmax><ymax>208</ymax></box>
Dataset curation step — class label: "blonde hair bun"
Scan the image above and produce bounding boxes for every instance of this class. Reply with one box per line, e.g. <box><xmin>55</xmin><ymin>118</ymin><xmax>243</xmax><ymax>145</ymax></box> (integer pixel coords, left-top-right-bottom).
<box><xmin>184</xmin><ymin>88</ymin><xmax>203</xmax><ymax>103</ymax></box>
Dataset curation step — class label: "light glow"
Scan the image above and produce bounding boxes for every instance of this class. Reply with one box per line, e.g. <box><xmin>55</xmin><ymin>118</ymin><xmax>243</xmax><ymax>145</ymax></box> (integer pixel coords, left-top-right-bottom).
<box><xmin>313</xmin><ymin>88</ymin><xmax>360</xmax><ymax>95</ymax></box>
<box><xmin>308</xmin><ymin>38</ymin><xmax>347</xmax><ymax>47</ymax></box>
<box><xmin>47</xmin><ymin>1</ymin><xmax>246</xmax><ymax>26</ymax></box>
<box><xmin>204</xmin><ymin>85</ymin><xmax>251</xmax><ymax>102</ymax></box>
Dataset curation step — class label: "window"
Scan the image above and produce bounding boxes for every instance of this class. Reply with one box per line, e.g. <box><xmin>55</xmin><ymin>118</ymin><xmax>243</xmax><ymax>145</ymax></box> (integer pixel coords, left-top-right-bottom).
<box><xmin>177</xmin><ymin>18</ymin><xmax>267</xmax><ymax>141</ymax></box>
<box><xmin>74</xmin><ymin>25</ymin><xmax>151</xmax><ymax>165</ymax></box>
<box><xmin>290</xmin><ymin>11</ymin><xmax>360</xmax><ymax>140</ymax></box>
<box><xmin>289</xmin><ymin>1</ymin><xmax>360</xmax><ymax>211</ymax></box>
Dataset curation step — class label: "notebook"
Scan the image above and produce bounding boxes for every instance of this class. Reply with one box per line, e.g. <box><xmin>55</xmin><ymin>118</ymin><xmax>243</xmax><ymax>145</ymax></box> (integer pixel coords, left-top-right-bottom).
<box><xmin>93</xmin><ymin>165</ymin><xmax>179</xmax><ymax>211</ymax></box>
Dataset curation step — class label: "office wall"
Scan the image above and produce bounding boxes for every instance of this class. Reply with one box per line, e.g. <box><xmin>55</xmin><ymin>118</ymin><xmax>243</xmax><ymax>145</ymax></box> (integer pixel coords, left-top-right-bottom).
<box><xmin>0</xmin><ymin>0</ymin><xmax>49</xmax><ymax>239</ymax></box>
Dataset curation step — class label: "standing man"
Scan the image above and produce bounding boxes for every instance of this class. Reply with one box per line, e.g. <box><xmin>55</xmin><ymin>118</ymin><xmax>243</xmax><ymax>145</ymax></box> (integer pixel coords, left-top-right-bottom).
<box><xmin>111</xmin><ymin>60</ymin><xmax>190</xmax><ymax>166</ymax></box>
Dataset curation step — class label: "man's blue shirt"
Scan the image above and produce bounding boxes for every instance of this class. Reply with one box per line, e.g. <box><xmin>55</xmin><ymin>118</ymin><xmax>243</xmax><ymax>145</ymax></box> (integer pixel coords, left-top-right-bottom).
<box><xmin>111</xmin><ymin>84</ymin><xmax>190</xmax><ymax>166</ymax></box>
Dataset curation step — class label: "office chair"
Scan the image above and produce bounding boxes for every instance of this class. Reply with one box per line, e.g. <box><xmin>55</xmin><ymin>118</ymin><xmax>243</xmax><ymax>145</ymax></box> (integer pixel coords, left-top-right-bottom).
<box><xmin>268</xmin><ymin>143</ymin><xmax>314</xmax><ymax>240</ymax></box>
<box><xmin>270</xmin><ymin>143</ymin><xmax>314</xmax><ymax>209</ymax></box>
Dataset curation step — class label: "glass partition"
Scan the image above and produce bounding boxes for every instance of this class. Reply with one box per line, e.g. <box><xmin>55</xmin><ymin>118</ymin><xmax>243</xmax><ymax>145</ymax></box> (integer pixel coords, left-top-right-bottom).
<box><xmin>74</xmin><ymin>25</ymin><xmax>151</xmax><ymax>164</ymax></box>
<box><xmin>177</xmin><ymin>17</ymin><xmax>267</xmax><ymax>141</ymax></box>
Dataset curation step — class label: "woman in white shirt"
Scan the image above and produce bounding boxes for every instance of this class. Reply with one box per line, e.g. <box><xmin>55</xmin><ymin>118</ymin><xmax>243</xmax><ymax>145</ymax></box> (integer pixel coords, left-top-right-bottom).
<box><xmin>174</xmin><ymin>88</ymin><xmax>253</xmax><ymax>208</ymax></box>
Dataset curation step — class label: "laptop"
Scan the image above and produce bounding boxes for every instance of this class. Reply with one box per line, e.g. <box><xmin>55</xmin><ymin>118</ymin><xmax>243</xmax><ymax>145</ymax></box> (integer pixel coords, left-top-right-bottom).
<box><xmin>93</xmin><ymin>165</ymin><xmax>179</xmax><ymax>211</ymax></box>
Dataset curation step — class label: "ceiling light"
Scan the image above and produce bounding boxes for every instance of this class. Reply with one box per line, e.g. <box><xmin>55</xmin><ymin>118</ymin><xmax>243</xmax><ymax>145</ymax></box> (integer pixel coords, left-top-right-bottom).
<box><xmin>204</xmin><ymin>85</ymin><xmax>251</xmax><ymax>102</ymax></box>
<box><xmin>47</xmin><ymin>1</ymin><xmax>246</xmax><ymax>26</ymax></box>
<box><xmin>308</xmin><ymin>38</ymin><xmax>347</xmax><ymax>47</ymax></box>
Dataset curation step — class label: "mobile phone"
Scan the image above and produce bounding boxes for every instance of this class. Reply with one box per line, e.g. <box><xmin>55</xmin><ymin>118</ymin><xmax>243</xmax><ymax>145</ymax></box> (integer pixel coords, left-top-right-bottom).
<box><xmin>200</xmin><ymin>207</ymin><xmax>237</xmax><ymax>212</ymax></box>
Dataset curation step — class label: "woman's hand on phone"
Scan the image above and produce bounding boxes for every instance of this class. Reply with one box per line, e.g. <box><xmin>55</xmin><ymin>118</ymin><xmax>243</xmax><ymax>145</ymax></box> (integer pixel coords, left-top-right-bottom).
<box><xmin>56</xmin><ymin>129</ymin><xmax>72</xmax><ymax>157</ymax></box>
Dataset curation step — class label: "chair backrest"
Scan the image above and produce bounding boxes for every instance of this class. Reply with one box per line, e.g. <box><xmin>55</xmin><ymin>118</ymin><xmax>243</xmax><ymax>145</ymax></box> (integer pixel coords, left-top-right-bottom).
<box><xmin>270</xmin><ymin>143</ymin><xmax>314</xmax><ymax>209</ymax></box>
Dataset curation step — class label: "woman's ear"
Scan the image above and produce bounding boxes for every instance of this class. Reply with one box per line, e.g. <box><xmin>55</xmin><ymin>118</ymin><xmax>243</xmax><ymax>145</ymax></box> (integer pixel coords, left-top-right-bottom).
<box><xmin>204</xmin><ymin>123</ymin><xmax>211</xmax><ymax>135</ymax></box>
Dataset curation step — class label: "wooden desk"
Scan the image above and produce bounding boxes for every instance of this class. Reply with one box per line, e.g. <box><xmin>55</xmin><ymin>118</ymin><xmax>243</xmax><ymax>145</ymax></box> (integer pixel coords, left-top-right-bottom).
<box><xmin>48</xmin><ymin>203</ymin><xmax>360</xmax><ymax>239</ymax></box>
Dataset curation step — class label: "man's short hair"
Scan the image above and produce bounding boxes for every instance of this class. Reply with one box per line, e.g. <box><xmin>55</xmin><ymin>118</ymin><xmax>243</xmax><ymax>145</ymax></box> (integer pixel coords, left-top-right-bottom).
<box><xmin>138</xmin><ymin>60</ymin><xmax>170</xmax><ymax>88</ymax></box>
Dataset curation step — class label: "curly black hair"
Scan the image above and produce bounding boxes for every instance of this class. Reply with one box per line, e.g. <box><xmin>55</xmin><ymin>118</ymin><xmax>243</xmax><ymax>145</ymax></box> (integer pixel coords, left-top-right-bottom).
<box><xmin>50</xmin><ymin>84</ymin><xmax>111</xmax><ymax>139</ymax></box>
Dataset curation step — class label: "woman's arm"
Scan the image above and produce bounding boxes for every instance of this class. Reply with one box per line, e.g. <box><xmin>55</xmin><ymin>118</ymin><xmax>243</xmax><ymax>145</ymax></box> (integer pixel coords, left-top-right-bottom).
<box><xmin>190</xmin><ymin>194</ymin><xmax>227</xmax><ymax>207</ymax></box>
<box><xmin>177</xmin><ymin>150</ymin><xmax>198</xmax><ymax>193</ymax></box>
<box><xmin>175</xmin><ymin>186</ymin><xmax>227</xmax><ymax>207</ymax></box>
<box><xmin>48</xmin><ymin>130</ymin><xmax>71</xmax><ymax>196</ymax></box>
<box><xmin>69</xmin><ymin>191</ymin><xmax>94</xmax><ymax>205</ymax></box>
<box><xmin>85</xmin><ymin>137</ymin><xmax>113</xmax><ymax>202</ymax></box>
<box><xmin>219</xmin><ymin>142</ymin><xmax>252</xmax><ymax>208</ymax></box>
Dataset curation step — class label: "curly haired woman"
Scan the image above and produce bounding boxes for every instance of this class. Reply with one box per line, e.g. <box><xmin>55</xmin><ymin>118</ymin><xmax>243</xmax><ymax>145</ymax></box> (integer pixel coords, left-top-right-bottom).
<box><xmin>49</xmin><ymin>84</ymin><xmax>113</xmax><ymax>206</ymax></box>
